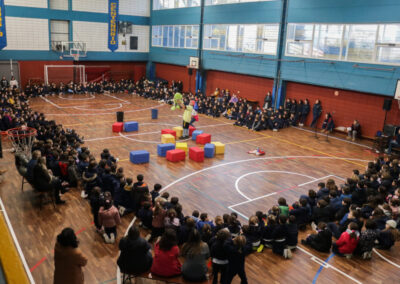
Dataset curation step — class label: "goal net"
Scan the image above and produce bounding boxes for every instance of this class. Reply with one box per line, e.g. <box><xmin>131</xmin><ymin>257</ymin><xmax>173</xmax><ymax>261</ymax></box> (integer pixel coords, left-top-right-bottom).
<box><xmin>44</xmin><ymin>65</ymin><xmax>86</xmax><ymax>85</ymax></box>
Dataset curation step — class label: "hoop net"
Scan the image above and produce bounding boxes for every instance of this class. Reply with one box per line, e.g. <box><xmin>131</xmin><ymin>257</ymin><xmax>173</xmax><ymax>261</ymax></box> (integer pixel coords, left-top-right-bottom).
<box><xmin>73</xmin><ymin>53</ymin><xmax>80</xmax><ymax>61</ymax></box>
<box><xmin>7</xmin><ymin>127</ymin><xmax>37</xmax><ymax>159</ymax></box>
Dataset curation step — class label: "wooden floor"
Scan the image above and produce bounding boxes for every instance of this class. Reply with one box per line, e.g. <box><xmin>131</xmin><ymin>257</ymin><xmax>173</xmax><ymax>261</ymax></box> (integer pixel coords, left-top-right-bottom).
<box><xmin>0</xmin><ymin>93</ymin><xmax>399</xmax><ymax>284</ymax></box>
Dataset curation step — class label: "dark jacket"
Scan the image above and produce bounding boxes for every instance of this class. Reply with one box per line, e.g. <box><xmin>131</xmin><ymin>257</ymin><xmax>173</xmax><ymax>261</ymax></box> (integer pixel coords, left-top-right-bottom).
<box><xmin>376</xmin><ymin>230</ymin><xmax>395</xmax><ymax>250</ymax></box>
<box><xmin>117</xmin><ymin>237</ymin><xmax>152</xmax><ymax>274</ymax></box>
<box><xmin>307</xmin><ymin>229</ymin><xmax>332</xmax><ymax>253</ymax></box>
<box><xmin>355</xmin><ymin>229</ymin><xmax>379</xmax><ymax>254</ymax></box>
<box><xmin>285</xmin><ymin>223</ymin><xmax>298</xmax><ymax>246</ymax></box>
<box><xmin>312</xmin><ymin>206</ymin><xmax>333</xmax><ymax>224</ymax></box>
<box><xmin>312</xmin><ymin>103</ymin><xmax>322</xmax><ymax>117</ymax></box>
<box><xmin>290</xmin><ymin>206</ymin><xmax>309</xmax><ymax>226</ymax></box>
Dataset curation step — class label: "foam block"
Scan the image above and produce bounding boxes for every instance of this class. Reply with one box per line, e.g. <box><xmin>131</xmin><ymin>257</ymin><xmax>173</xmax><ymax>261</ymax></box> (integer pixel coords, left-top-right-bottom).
<box><xmin>161</xmin><ymin>129</ymin><xmax>176</xmax><ymax>138</ymax></box>
<box><xmin>157</xmin><ymin>143</ymin><xmax>175</xmax><ymax>157</ymax></box>
<box><xmin>130</xmin><ymin>150</ymin><xmax>150</xmax><ymax>164</ymax></box>
<box><xmin>112</xmin><ymin>122</ymin><xmax>124</xmax><ymax>132</ymax></box>
<box><xmin>189</xmin><ymin>126</ymin><xmax>196</xmax><ymax>136</ymax></box>
<box><xmin>212</xmin><ymin>142</ymin><xmax>225</xmax><ymax>155</ymax></box>
<box><xmin>204</xmin><ymin>143</ymin><xmax>215</xmax><ymax>158</ymax></box>
<box><xmin>189</xmin><ymin>147</ymin><xmax>204</xmax><ymax>162</ymax></box>
<box><xmin>176</xmin><ymin>142</ymin><xmax>188</xmax><ymax>154</ymax></box>
<box><xmin>173</xmin><ymin>126</ymin><xmax>183</xmax><ymax>138</ymax></box>
<box><xmin>151</xmin><ymin>108</ymin><xmax>158</xmax><ymax>119</ymax></box>
<box><xmin>166</xmin><ymin>149</ymin><xmax>186</xmax><ymax>162</ymax></box>
<box><xmin>196</xmin><ymin>133</ymin><xmax>211</xmax><ymax>145</ymax></box>
<box><xmin>124</xmin><ymin>121</ymin><xmax>139</xmax><ymax>132</ymax></box>
<box><xmin>192</xmin><ymin>130</ymin><xmax>204</xmax><ymax>141</ymax></box>
<box><xmin>161</xmin><ymin>134</ymin><xmax>175</xmax><ymax>144</ymax></box>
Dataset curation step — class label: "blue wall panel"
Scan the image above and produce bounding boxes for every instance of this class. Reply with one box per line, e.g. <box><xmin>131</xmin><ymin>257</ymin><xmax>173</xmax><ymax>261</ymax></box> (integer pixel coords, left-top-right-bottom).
<box><xmin>202</xmin><ymin>51</ymin><xmax>276</xmax><ymax>79</ymax></box>
<box><xmin>204</xmin><ymin>1</ymin><xmax>281</xmax><ymax>24</ymax></box>
<box><xmin>288</xmin><ymin>0</ymin><xmax>400</xmax><ymax>23</ymax></box>
<box><xmin>151</xmin><ymin>8</ymin><xmax>200</xmax><ymax>25</ymax></box>
<box><xmin>149</xmin><ymin>47</ymin><xmax>197</xmax><ymax>66</ymax></box>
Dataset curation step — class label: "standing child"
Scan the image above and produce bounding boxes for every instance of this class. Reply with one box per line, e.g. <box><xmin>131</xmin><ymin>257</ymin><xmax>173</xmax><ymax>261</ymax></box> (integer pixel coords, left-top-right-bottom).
<box><xmin>90</xmin><ymin>186</ymin><xmax>104</xmax><ymax>234</ymax></box>
<box><xmin>98</xmin><ymin>194</ymin><xmax>121</xmax><ymax>244</ymax></box>
<box><xmin>225</xmin><ymin>235</ymin><xmax>248</xmax><ymax>284</ymax></box>
<box><xmin>210</xmin><ymin>229</ymin><xmax>230</xmax><ymax>284</ymax></box>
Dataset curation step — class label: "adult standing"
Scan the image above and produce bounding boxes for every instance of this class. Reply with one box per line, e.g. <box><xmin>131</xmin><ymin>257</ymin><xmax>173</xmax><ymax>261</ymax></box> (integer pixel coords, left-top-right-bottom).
<box><xmin>310</xmin><ymin>99</ymin><xmax>322</xmax><ymax>128</ymax></box>
<box><xmin>9</xmin><ymin>76</ymin><xmax>18</xmax><ymax>89</ymax></box>
<box><xmin>299</xmin><ymin>99</ymin><xmax>310</xmax><ymax>126</ymax></box>
<box><xmin>263</xmin><ymin>92</ymin><xmax>272</xmax><ymax>110</ymax></box>
<box><xmin>180</xmin><ymin>100</ymin><xmax>194</xmax><ymax>139</ymax></box>
<box><xmin>117</xmin><ymin>225</ymin><xmax>153</xmax><ymax>275</ymax></box>
<box><xmin>53</xmin><ymin>228</ymin><xmax>87</xmax><ymax>284</ymax></box>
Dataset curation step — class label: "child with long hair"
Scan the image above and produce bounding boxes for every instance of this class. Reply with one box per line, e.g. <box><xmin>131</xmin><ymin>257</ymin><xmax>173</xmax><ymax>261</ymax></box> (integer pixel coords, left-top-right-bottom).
<box><xmin>98</xmin><ymin>193</ymin><xmax>121</xmax><ymax>244</ymax></box>
<box><xmin>210</xmin><ymin>229</ymin><xmax>231</xmax><ymax>284</ymax></box>
<box><xmin>151</xmin><ymin>229</ymin><xmax>181</xmax><ymax>277</ymax></box>
<box><xmin>225</xmin><ymin>235</ymin><xmax>248</xmax><ymax>284</ymax></box>
<box><xmin>332</xmin><ymin>222</ymin><xmax>359</xmax><ymax>256</ymax></box>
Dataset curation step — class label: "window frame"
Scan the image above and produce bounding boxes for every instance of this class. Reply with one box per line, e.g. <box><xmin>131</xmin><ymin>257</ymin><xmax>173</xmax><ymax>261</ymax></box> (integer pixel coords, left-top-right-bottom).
<box><xmin>151</xmin><ymin>24</ymin><xmax>200</xmax><ymax>49</ymax></box>
<box><xmin>285</xmin><ymin>22</ymin><xmax>400</xmax><ymax>66</ymax></box>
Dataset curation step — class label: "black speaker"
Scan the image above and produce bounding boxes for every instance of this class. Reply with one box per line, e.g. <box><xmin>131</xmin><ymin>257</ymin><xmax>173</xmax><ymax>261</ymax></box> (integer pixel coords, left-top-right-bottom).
<box><xmin>116</xmin><ymin>111</ymin><xmax>124</xmax><ymax>122</ymax></box>
<box><xmin>130</xmin><ymin>36</ymin><xmax>138</xmax><ymax>50</ymax></box>
<box><xmin>383</xmin><ymin>99</ymin><xmax>392</xmax><ymax>111</ymax></box>
<box><xmin>383</xmin><ymin>124</ymin><xmax>396</xmax><ymax>136</ymax></box>
<box><xmin>188</xmin><ymin>68</ymin><xmax>193</xmax><ymax>75</ymax></box>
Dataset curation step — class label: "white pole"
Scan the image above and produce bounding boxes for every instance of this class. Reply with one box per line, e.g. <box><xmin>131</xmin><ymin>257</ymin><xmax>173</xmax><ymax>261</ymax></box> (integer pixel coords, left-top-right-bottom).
<box><xmin>10</xmin><ymin>59</ymin><xmax>13</xmax><ymax>76</ymax></box>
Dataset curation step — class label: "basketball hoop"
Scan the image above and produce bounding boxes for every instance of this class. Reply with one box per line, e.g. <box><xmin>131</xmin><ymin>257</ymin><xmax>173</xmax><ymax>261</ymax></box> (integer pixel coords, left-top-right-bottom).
<box><xmin>7</xmin><ymin>127</ymin><xmax>37</xmax><ymax>159</ymax></box>
<box><xmin>72</xmin><ymin>53</ymin><xmax>80</xmax><ymax>61</ymax></box>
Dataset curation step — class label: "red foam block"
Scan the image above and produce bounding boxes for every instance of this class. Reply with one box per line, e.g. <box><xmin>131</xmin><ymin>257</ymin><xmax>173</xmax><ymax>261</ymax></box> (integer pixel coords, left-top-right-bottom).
<box><xmin>161</xmin><ymin>129</ymin><xmax>176</xmax><ymax>138</ymax></box>
<box><xmin>166</xmin><ymin>149</ymin><xmax>186</xmax><ymax>162</ymax></box>
<box><xmin>189</xmin><ymin>147</ymin><xmax>204</xmax><ymax>162</ymax></box>
<box><xmin>112</xmin><ymin>122</ymin><xmax>124</xmax><ymax>132</ymax></box>
<box><xmin>196</xmin><ymin>133</ymin><xmax>211</xmax><ymax>145</ymax></box>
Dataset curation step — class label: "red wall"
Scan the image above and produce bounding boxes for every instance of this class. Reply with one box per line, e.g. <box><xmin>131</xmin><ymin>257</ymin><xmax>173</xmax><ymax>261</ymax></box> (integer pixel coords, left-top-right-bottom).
<box><xmin>18</xmin><ymin>61</ymin><xmax>146</xmax><ymax>87</ymax></box>
<box><xmin>19</xmin><ymin>61</ymin><xmax>74</xmax><ymax>87</ymax></box>
<box><xmin>80</xmin><ymin>61</ymin><xmax>146</xmax><ymax>82</ymax></box>
<box><xmin>286</xmin><ymin>82</ymin><xmax>400</xmax><ymax>137</ymax></box>
<box><xmin>205</xmin><ymin>70</ymin><xmax>274</xmax><ymax>107</ymax></box>
<box><xmin>155</xmin><ymin>63</ymin><xmax>196</xmax><ymax>93</ymax></box>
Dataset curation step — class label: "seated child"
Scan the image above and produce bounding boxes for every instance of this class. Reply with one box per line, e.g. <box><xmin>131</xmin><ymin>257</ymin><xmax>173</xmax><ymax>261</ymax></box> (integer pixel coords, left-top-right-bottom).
<box><xmin>301</xmin><ymin>222</ymin><xmax>332</xmax><ymax>253</ymax></box>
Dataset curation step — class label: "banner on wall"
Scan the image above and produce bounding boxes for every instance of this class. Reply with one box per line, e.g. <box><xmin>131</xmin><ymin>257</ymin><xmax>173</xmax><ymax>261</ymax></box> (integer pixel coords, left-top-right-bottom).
<box><xmin>108</xmin><ymin>0</ymin><xmax>119</xmax><ymax>52</ymax></box>
<box><xmin>0</xmin><ymin>0</ymin><xmax>7</xmax><ymax>50</ymax></box>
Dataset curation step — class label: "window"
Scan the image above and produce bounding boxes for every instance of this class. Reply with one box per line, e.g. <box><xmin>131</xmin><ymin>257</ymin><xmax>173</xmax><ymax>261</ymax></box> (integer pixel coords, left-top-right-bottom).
<box><xmin>152</xmin><ymin>26</ymin><xmax>162</xmax><ymax>46</ymax></box>
<box><xmin>203</xmin><ymin>23</ymin><xmax>279</xmax><ymax>55</ymax></box>
<box><xmin>312</xmin><ymin>24</ymin><xmax>343</xmax><ymax>60</ymax></box>
<box><xmin>286</xmin><ymin>23</ymin><xmax>314</xmax><ymax>57</ymax></box>
<box><xmin>205</xmin><ymin>0</ymin><xmax>275</xmax><ymax>5</ymax></box>
<box><xmin>49</xmin><ymin>0</ymin><xmax>68</xmax><ymax>10</ymax></box>
<box><xmin>376</xmin><ymin>24</ymin><xmax>400</xmax><ymax>63</ymax></box>
<box><xmin>151</xmin><ymin>25</ymin><xmax>200</xmax><ymax>49</ymax></box>
<box><xmin>286</xmin><ymin>23</ymin><xmax>400</xmax><ymax>65</ymax></box>
<box><xmin>50</xmin><ymin>20</ymin><xmax>70</xmax><ymax>51</ymax></box>
<box><xmin>345</xmin><ymin>25</ymin><xmax>377</xmax><ymax>62</ymax></box>
<box><xmin>153</xmin><ymin>0</ymin><xmax>201</xmax><ymax>10</ymax></box>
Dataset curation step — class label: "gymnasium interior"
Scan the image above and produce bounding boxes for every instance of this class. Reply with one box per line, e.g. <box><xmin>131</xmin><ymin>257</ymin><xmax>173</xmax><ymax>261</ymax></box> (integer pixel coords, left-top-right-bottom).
<box><xmin>0</xmin><ymin>0</ymin><xmax>400</xmax><ymax>283</ymax></box>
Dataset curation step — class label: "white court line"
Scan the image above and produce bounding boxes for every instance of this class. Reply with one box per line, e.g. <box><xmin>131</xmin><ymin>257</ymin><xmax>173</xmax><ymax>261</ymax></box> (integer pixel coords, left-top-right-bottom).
<box><xmin>40</xmin><ymin>96</ymin><xmax>164</xmax><ymax>116</ymax></box>
<box><xmin>292</xmin><ymin>126</ymin><xmax>373</xmax><ymax>149</ymax></box>
<box><xmin>58</xmin><ymin>94</ymin><xmax>95</xmax><ymax>100</ymax></box>
<box><xmin>373</xmin><ymin>248</ymin><xmax>400</xmax><ymax>269</ymax></box>
<box><xmin>234</xmin><ymin>170</ymin><xmax>318</xmax><ymax>201</ymax></box>
<box><xmin>230</xmin><ymin>174</ymin><xmax>331</xmax><ymax>208</ymax></box>
<box><xmin>0</xmin><ymin>198</ymin><xmax>35</xmax><ymax>284</ymax></box>
<box><xmin>73</xmin><ymin>103</ymin><xmax>123</xmax><ymax>111</ymax></box>
<box><xmin>84</xmin><ymin>131</ymin><xmax>161</xmax><ymax>142</ymax></box>
<box><xmin>102</xmin><ymin>93</ymin><xmax>131</xmax><ymax>104</ymax></box>
<box><xmin>297</xmin><ymin>246</ymin><xmax>362</xmax><ymax>284</ymax></box>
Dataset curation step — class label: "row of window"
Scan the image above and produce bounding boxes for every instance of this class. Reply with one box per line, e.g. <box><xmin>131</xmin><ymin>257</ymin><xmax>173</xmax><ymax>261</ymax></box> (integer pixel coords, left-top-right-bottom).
<box><xmin>153</xmin><ymin>0</ymin><xmax>272</xmax><ymax>10</ymax></box>
<box><xmin>286</xmin><ymin>23</ymin><xmax>400</xmax><ymax>64</ymax></box>
<box><xmin>152</xmin><ymin>25</ymin><xmax>200</xmax><ymax>49</ymax></box>
<box><xmin>152</xmin><ymin>23</ymin><xmax>400</xmax><ymax>65</ymax></box>
<box><xmin>152</xmin><ymin>24</ymin><xmax>279</xmax><ymax>55</ymax></box>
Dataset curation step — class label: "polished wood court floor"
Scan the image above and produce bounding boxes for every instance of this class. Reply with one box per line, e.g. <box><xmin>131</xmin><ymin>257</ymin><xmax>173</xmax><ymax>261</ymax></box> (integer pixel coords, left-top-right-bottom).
<box><xmin>0</xmin><ymin>93</ymin><xmax>399</xmax><ymax>284</ymax></box>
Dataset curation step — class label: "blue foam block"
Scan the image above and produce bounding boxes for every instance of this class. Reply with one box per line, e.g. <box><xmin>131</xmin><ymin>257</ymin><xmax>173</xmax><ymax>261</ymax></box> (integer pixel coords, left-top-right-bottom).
<box><xmin>151</xmin><ymin>108</ymin><xmax>158</xmax><ymax>119</ymax></box>
<box><xmin>157</xmin><ymin>143</ymin><xmax>175</xmax><ymax>157</ymax></box>
<box><xmin>204</xmin><ymin>143</ymin><xmax>215</xmax><ymax>158</ymax></box>
<box><xmin>130</xmin><ymin>150</ymin><xmax>149</xmax><ymax>164</ymax></box>
<box><xmin>124</xmin><ymin>121</ymin><xmax>139</xmax><ymax>132</ymax></box>
<box><xmin>192</xmin><ymin>130</ymin><xmax>204</xmax><ymax>141</ymax></box>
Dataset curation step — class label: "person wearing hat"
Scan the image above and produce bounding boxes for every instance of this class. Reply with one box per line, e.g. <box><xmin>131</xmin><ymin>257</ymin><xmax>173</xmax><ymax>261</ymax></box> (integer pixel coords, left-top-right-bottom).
<box><xmin>376</xmin><ymin>220</ymin><xmax>399</xmax><ymax>250</ymax></box>
<box><xmin>180</xmin><ymin>100</ymin><xmax>194</xmax><ymax>139</ymax></box>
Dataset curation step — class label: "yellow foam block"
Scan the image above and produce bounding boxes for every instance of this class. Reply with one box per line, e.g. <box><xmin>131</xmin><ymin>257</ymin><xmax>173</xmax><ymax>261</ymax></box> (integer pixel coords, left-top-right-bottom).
<box><xmin>161</xmin><ymin>134</ymin><xmax>175</xmax><ymax>144</ymax></box>
<box><xmin>173</xmin><ymin>126</ymin><xmax>183</xmax><ymax>138</ymax></box>
<box><xmin>212</xmin><ymin>142</ymin><xmax>225</xmax><ymax>154</ymax></box>
<box><xmin>176</xmin><ymin>142</ymin><xmax>188</xmax><ymax>154</ymax></box>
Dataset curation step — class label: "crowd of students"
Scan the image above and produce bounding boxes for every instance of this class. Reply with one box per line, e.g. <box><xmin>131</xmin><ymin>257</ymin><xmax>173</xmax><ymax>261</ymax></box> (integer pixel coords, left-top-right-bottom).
<box><xmin>2</xmin><ymin>76</ymin><xmax>398</xmax><ymax>284</ymax></box>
